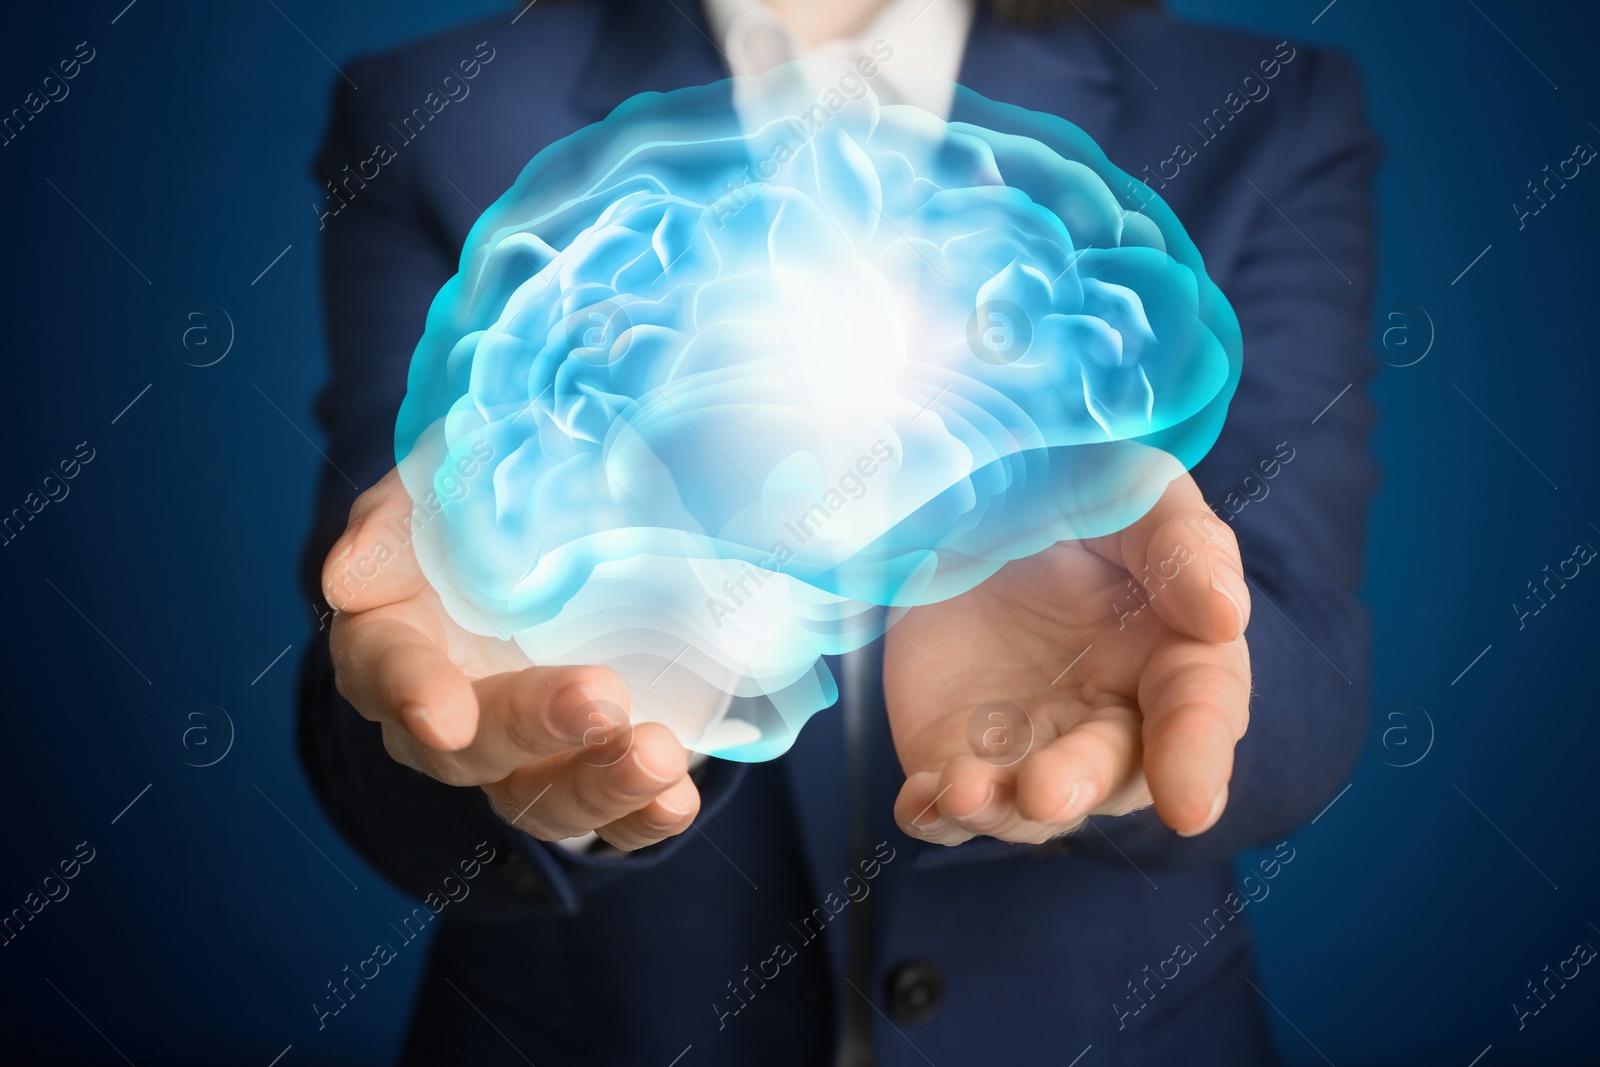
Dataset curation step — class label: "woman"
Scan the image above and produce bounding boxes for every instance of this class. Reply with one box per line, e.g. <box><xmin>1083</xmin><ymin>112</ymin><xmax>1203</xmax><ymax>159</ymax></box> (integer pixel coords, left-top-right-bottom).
<box><xmin>299</xmin><ymin>0</ymin><xmax>1377</xmax><ymax>1062</ymax></box>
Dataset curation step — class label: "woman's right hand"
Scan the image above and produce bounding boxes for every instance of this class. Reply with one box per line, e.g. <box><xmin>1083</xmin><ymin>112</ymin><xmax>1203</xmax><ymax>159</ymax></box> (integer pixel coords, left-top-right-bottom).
<box><xmin>320</xmin><ymin>468</ymin><xmax>701</xmax><ymax>851</ymax></box>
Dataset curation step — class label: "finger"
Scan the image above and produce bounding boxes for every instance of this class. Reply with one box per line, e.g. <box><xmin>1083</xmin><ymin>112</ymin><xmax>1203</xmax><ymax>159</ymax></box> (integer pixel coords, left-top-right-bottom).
<box><xmin>330</xmin><ymin>600</ymin><xmax>476</xmax><ymax>751</ymax></box>
<box><xmin>913</xmin><ymin>753</ymin><xmax>1127</xmax><ymax>847</ymax></box>
<box><xmin>1138</xmin><ymin>637</ymin><xmax>1251</xmax><ymax>836</ymax></box>
<box><xmin>322</xmin><ymin>468</ymin><xmax>427</xmax><ymax>614</ymax></box>
<box><xmin>410</xmin><ymin>665</ymin><xmax>633</xmax><ymax>785</ymax></box>
<box><xmin>468</xmin><ymin>665</ymin><xmax>632</xmax><ymax>771</ymax></box>
<box><xmin>934</xmin><ymin>756</ymin><xmax>1021</xmax><ymax>836</ymax></box>
<box><xmin>1014</xmin><ymin>705</ymin><xmax>1144</xmax><ymax>825</ymax></box>
<box><xmin>334</xmin><ymin>598</ymin><xmax>634</xmax><ymax>778</ymax></box>
<box><xmin>929</xmin><ymin>757</ymin><xmax>1075</xmax><ymax>845</ymax></box>
<box><xmin>894</xmin><ymin>770</ymin><xmax>976</xmax><ymax>846</ymax></box>
<box><xmin>1109</xmin><ymin>474</ymin><xmax>1251</xmax><ymax>644</ymax></box>
<box><xmin>485</xmin><ymin>723</ymin><xmax>688</xmax><ymax>840</ymax></box>
<box><xmin>594</xmin><ymin>775</ymin><xmax>702</xmax><ymax>851</ymax></box>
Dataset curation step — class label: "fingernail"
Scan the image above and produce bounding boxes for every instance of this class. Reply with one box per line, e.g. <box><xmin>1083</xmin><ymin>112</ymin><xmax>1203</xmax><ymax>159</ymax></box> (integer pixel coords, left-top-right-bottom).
<box><xmin>401</xmin><ymin>703</ymin><xmax>434</xmax><ymax>738</ymax></box>
<box><xmin>957</xmin><ymin>783</ymin><xmax>1003</xmax><ymax>829</ymax></box>
<box><xmin>1177</xmin><ymin>783</ymin><xmax>1228</xmax><ymax>838</ymax></box>
<box><xmin>553</xmin><ymin>685</ymin><xmax>601</xmax><ymax>741</ymax></box>
<box><xmin>1209</xmin><ymin>555</ymin><xmax>1248</xmax><ymax>633</ymax></box>
<box><xmin>910</xmin><ymin>802</ymin><xmax>950</xmax><ymax>836</ymax></box>
<box><xmin>633</xmin><ymin>752</ymin><xmax>680</xmax><ymax>788</ymax></box>
<box><xmin>330</xmin><ymin>520</ymin><xmax>362</xmax><ymax>565</ymax></box>
<box><xmin>1063</xmin><ymin>781</ymin><xmax>1092</xmax><ymax>817</ymax></box>
<box><xmin>648</xmin><ymin>780</ymin><xmax>697</xmax><ymax>826</ymax></box>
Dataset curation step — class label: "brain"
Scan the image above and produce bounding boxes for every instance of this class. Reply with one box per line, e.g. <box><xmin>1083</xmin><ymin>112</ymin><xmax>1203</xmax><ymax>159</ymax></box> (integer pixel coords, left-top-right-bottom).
<box><xmin>395</xmin><ymin>70</ymin><xmax>1241</xmax><ymax>760</ymax></box>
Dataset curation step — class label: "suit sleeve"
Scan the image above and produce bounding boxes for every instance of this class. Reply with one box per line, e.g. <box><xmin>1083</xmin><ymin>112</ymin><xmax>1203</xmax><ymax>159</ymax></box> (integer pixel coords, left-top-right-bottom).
<box><xmin>294</xmin><ymin>59</ymin><xmax>748</xmax><ymax>921</ymax></box>
<box><xmin>1077</xmin><ymin>45</ymin><xmax>1381</xmax><ymax>867</ymax></box>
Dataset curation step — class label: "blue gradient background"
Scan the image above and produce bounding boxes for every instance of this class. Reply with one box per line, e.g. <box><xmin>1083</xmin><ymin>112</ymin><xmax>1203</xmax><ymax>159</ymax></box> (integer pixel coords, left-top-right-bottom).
<box><xmin>0</xmin><ymin>2</ymin><xmax>1596</xmax><ymax>1064</ymax></box>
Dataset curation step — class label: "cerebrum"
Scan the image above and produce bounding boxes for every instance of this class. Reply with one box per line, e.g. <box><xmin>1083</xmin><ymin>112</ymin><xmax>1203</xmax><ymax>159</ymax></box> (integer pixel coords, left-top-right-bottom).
<box><xmin>395</xmin><ymin>69</ymin><xmax>1241</xmax><ymax>760</ymax></box>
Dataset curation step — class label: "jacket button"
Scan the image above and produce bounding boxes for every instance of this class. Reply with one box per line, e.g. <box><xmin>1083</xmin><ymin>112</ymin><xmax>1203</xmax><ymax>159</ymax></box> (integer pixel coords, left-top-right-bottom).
<box><xmin>885</xmin><ymin>961</ymin><xmax>943</xmax><ymax>1024</ymax></box>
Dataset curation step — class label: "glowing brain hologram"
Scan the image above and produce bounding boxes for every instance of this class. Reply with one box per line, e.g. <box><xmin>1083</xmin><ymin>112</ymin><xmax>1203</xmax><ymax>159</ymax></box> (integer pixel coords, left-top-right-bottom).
<box><xmin>394</xmin><ymin>70</ymin><xmax>1242</xmax><ymax>761</ymax></box>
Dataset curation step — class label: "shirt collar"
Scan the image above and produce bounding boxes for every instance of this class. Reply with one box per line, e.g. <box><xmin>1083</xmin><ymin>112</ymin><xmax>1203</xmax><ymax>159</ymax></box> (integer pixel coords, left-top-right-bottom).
<box><xmin>701</xmin><ymin>0</ymin><xmax>976</xmax><ymax>118</ymax></box>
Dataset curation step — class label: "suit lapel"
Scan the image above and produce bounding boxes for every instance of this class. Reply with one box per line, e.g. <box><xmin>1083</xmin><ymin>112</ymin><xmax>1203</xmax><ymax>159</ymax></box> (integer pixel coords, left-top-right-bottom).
<box><xmin>951</xmin><ymin>2</ymin><xmax>1121</xmax><ymax>148</ymax></box>
<box><xmin>568</xmin><ymin>0</ymin><xmax>732</xmax><ymax>120</ymax></box>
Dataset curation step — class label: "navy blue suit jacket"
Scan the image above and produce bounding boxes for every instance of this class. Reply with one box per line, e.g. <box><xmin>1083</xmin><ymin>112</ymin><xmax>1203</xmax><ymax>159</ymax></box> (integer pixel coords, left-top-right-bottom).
<box><xmin>296</xmin><ymin>2</ymin><xmax>1378</xmax><ymax>1063</ymax></box>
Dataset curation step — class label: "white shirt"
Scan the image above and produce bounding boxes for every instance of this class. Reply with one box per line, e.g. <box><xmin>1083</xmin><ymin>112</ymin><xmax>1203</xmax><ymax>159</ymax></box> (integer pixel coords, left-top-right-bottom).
<box><xmin>702</xmin><ymin>0</ymin><xmax>977</xmax><ymax>119</ymax></box>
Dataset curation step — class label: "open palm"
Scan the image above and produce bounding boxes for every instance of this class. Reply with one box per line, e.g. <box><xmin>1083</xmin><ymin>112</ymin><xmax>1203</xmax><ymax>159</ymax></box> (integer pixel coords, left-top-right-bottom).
<box><xmin>887</xmin><ymin>472</ymin><xmax>1253</xmax><ymax>844</ymax></box>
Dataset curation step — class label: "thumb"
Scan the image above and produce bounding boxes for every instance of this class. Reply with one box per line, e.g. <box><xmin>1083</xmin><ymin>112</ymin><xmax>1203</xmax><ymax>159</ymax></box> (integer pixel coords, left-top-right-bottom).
<box><xmin>1116</xmin><ymin>472</ymin><xmax>1251</xmax><ymax>644</ymax></box>
<box><xmin>321</xmin><ymin>467</ymin><xmax>428</xmax><ymax>614</ymax></box>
